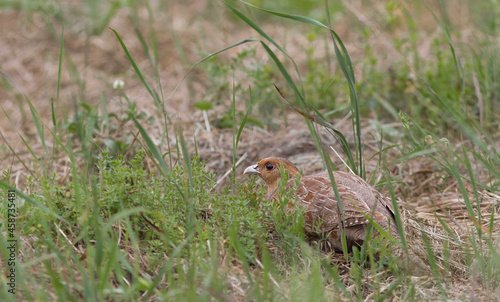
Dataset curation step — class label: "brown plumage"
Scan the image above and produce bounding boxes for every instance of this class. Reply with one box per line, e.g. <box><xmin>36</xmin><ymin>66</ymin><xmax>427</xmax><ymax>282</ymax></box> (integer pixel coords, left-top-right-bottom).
<box><xmin>243</xmin><ymin>157</ymin><xmax>399</xmax><ymax>253</ymax></box>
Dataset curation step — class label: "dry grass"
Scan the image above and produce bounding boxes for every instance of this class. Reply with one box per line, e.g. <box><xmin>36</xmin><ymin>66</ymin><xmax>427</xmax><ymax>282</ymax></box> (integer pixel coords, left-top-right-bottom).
<box><xmin>1</xmin><ymin>0</ymin><xmax>499</xmax><ymax>301</ymax></box>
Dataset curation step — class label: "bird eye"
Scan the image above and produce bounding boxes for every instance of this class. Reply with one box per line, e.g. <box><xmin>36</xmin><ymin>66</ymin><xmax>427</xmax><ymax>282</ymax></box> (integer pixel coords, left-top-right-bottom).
<box><xmin>265</xmin><ymin>163</ymin><xmax>274</xmax><ymax>171</ymax></box>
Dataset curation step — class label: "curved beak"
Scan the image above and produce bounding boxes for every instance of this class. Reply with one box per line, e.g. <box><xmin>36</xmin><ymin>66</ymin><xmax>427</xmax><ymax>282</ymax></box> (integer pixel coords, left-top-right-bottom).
<box><xmin>243</xmin><ymin>164</ymin><xmax>260</xmax><ymax>175</ymax></box>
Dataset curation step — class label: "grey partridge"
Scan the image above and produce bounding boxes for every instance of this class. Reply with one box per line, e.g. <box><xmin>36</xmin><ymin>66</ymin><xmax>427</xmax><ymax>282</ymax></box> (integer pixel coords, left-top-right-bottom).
<box><xmin>243</xmin><ymin>157</ymin><xmax>400</xmax><ymax>253</ymax></box>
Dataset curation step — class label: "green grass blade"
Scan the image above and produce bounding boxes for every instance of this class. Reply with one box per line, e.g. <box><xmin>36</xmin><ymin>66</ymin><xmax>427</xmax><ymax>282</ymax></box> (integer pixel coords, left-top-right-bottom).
<box><xmin>446</xmin><ymin>154</ymin><xmax>479</xmax><ymax>232</ymax></box>
<box><xmin>0</xmin><ymin>183</ymin><xmax>69</xmax><ymax>224</ymax></box>
<box><xmin>0</xmin><ymin>112</ymin><xmax>38</xmax><ymax>181</ymax></box>
<box><xmin>178</xmin><ymin>127</ymin><xmax>193</xmax><ymax>190</ymax></box>
<box><xmin>231</xmin><ymin>75</ymin><xmax>237</xmax><ymax>183</ymax></box>
<box><xmin>324</xmin><ymin>0</ymin><xmax>362</xmax><ymax>178</ymax></box>
<box><xmin>435</xmin><ymin>215</ymin><xmax>460</xmax><ymax>244</ymax></box>
<box><xmin>321</xmin><ymin>259</ymin><xmax>350</xmax><ymax>299</ymax></box>
<box><xmin>421</xmin><ymin>230</ymin><xmax>447</xmax><ymax>298</ymax></box>
<box><xmin>166</xmin><ymin>38</ymin><xmax>260</xmax><ymax>101</ymax></box>
<box><xmin>232</xmin><ymin>1</ymin><xmax>364</xmax><ymax>177</ymax></box>
<box><xmin>103</xmin><ymin>207</ymin><xmax>145</xmax><ymax>231</ymax></box>
<box><xmin>462</xmin><ymin>146</ymin><xmax>482</xmax><ymax>223</ymax></box>
<box><xmin>377</xmin><ymin>274</ymin><xmax>404</xmax><ymax>302</ymax></box>
<box><xmin>273</xmin><ymin>84</ymin><xmax>356</xmax><ymax>173</ymax></box>
<box><xmin>235</xmin><ymin>0</ymin><xmax>364</xmax><ymax>176</ymax></box>
<box><xmin>55</xmin><ymin>26</ymin><xmax>64</xmax><ymax>128</ymax></box>
<box><xmin>384</xmin><ymin>166</ymin><xmax>408</xmax><ymax>253</ymax></box>
<box><xmin>424</xmin><ymin>1</ymin><xmax>463</xmax><ymax>85</ymax></box>
<box><xmin>225</xmin><ymin>1</ymin><xmax>304</xmax><ymax>95</ymax></box>
<box><xmin>0</xmin><ymin>70</ymin><xmax>48</xmax><ymax>176</ymax></box>
<box><xmin>236</xmin><ymin>95</ymin><xmax>252</xmax><ymax>153</ymax></box>
<box><xmin>128</xmin><ymin>114</ymin><xmax>170</xmax><ymax>176</ymax></box>
<box><xmin>110</xmin><ymin>28</ymin><xmax>161</xmax><ymax>106</ymax></box>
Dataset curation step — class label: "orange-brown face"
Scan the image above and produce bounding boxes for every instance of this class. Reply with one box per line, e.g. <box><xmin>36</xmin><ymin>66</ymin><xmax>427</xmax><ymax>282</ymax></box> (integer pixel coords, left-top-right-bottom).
<box><xmin>243</xmin><ymin>157</ymin><xmax>299</xmax><ymax>193</ymax></box>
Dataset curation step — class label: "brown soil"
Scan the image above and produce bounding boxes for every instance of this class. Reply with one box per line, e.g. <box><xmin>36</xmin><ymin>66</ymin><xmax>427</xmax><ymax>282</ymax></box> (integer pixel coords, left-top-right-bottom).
<box><xmin>1</xmin><ymin>1</ymin><xmax>499</xmax><ymax>301</ymax></box>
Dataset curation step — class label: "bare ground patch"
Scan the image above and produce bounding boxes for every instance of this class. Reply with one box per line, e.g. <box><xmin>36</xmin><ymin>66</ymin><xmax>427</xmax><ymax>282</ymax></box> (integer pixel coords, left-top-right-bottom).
<box><xmin>1</xmin><ymin>1</ymin><xmax>499</xmax><ymax>300</ymax></box>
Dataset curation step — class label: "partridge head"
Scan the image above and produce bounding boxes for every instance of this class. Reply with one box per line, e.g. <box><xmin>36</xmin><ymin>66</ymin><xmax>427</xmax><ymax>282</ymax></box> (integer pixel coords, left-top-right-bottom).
<box><xmin>243</xmin><ymin>157</ymin><xmax>299</xmax><ymax>197</ymax></box>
